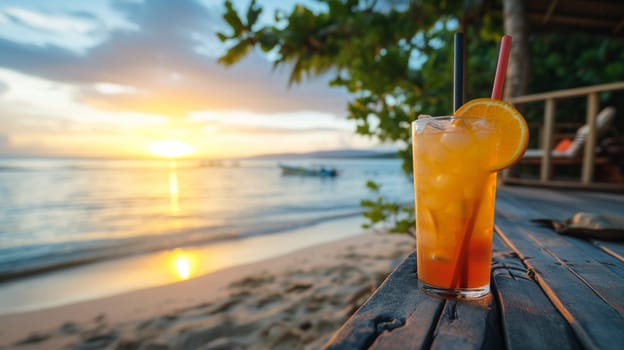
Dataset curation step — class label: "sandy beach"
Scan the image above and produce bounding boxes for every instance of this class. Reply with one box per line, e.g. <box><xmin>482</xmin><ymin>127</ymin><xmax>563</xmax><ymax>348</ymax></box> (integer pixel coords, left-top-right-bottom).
<box><xmin>0</xmin><ymin>232</ymin><xmax>413</xmax><ymax>350</ymax></box>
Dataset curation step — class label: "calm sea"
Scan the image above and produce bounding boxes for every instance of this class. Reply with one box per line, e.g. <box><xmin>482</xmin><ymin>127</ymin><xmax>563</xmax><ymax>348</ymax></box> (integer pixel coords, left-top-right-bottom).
<box><xmin>0</xmin><ymin>157</ymin><xmax>412</xmax><ymax>283</ymax></box>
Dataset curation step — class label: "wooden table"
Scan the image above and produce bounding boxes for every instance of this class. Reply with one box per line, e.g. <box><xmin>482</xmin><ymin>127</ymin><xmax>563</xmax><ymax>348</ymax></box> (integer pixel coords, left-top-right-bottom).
<box><xmin>323</xmin><ymin>186</ymin><xmax>624</xmax><ymax>350</ymax></box>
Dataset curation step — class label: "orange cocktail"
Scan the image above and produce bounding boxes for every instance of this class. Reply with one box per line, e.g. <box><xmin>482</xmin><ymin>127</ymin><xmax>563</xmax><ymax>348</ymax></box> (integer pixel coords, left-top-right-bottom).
<box><xmin>412</xmin><ymin>98</ymin><xmax>529</xmax><ymax>299</ymax></box>
<box><xmin>412</xmin><ymin>116</ymin><xmax>497</xmax><ymax>299</ymax></box>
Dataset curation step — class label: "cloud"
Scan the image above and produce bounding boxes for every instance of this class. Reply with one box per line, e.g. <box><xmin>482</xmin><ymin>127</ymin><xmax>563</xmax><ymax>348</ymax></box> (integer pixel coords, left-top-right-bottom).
<box><xmin>0</xmin><ymin>79</ymin><xmax>7</xmax><ymax>94</ymax></box>
<box><xmin>3</xmin><ymin>7</ymin><xmax>99</xmax><ymax>34</ymax></box>
<box><xmin>201</xmin><ymin>119</ymin><xmax>345</xmax><ymax>135</ymax></box>
<box><xmin>0</xmin><ymin>5</ymin><xmax>110</xmax><ymax>52</ymax></box>
<box><xmin>92</xmin><ymin>82</ymin><xmax>140</xmax><ymax>95</ymax></box>
<box><xmin>0</xmin><ymin>0</ymin><xmax>349</xmax><ymax>118</ymax></box>
<box><xmin>189</xmin><ymin>109</ymin><xmax>352</xmax><ymax>129</ymax></box>
<box><xmin>0</xmin><ymin>68</ymin><xmax>167</xmax><ymax>127</ymax></box>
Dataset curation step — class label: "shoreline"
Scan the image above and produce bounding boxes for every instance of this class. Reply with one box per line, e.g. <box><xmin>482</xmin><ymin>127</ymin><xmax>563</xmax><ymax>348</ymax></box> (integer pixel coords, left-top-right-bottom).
<box><xmin>0</xmin><ymin>231</ymin><xmax>414</xmax><ymax>349</ymax></box>
<box><xmin>0</xmin><ymin>209</ymin><xmax>363</xmax><ymax>284</ymax></box>
<box><xmin>0</xmin><ymin>215</ymin><xmax>367</xmax><ymax>315</ymax></box>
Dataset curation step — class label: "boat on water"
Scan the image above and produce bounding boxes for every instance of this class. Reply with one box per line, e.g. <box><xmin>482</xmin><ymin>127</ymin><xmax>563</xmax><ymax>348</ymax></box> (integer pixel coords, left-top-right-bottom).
<box><xmin>279</xmin><ymin>164</ymin><xmax>339</xmax><ymax>177</ymax></box>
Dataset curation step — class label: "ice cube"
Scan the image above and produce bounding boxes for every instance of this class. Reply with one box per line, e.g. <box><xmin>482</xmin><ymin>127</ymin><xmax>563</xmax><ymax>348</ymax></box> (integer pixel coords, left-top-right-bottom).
<box><xmin>470</xmin><ymin>119</ymin><xmax>494</xmax><ymax>138</ymax></box>
<box><xmin>470</xmin><ymin>118</ymin><xmax>490</xmax><ymax>130</ymax></box>
<box><xmin>440</xmin><ymin>132</ymin><xmax>472</xmax><ymax>149</ymax></box>
<box><xmin>432</xmin><ymin>174</ymin><xmax>452</xmax><ymax>189</ymax></box>
<box><xmin>420</xmin><ymin>191</ymin><xmax>446</xmax><ymax>209</ymax></box>
<box><xmin>443</xmin><ymin>200</ymin><xmax>468</xmax><ymax>219</ymax></box>
<box><xmin>416</xmin><ymin>207</ymin><xmax>437</xmax><ymax>237</ymax></box>
<box><xmin>424</xmin><ymin>143</ymin><xmax>449</xmax><ymax>163</ymax></box>
<box><xmin>414</xmin><ymin>115</ymin><xmax>433</xmax><ymax>134</ymax></box>
<box><xmin>451</xmin><ymin>118</ymin><xmax>466</xmax><ymax>128</ymax></box>
<box><xmin>429</xmin><ymin>252</ymin><xmax>451</xmax><ymax>262</ymax></box>
<box><xmin>427</xmin><ymin>120</ymin><xmax>445</xmax><ymax>131</ymax></box>
<box><xmin>463</xmin><ymin>179</ymin><xmax>482</xmax><ymax>199</ymax></box>
<box><xmin>418</xmin><ymin>207</ymin><xmax>436</xmax><ymax>226</ymax></box>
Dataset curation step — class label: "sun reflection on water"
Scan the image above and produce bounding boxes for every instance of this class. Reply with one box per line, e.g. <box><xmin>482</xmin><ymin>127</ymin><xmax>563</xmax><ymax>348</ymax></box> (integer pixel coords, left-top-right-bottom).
<box><xmin>168</xmin><ymin>161</ymin><xmax>179</xmax><ymax>215</ymax></box>
<box><xmin>175</xmin><ymin>256</ymin><xmax>191</xmax><ymax>279</ymax></box>
<box><xmin>170</xmin><ymin>250</ymin><xmax>197</xmax><ymax>280</ymax></box>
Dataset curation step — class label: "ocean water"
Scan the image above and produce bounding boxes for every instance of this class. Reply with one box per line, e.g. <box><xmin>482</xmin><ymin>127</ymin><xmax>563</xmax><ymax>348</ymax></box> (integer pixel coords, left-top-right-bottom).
<box><xmin>0</xmin><ymin>157</ymin><xmax>412</xmax><ymax>283</ymax></box>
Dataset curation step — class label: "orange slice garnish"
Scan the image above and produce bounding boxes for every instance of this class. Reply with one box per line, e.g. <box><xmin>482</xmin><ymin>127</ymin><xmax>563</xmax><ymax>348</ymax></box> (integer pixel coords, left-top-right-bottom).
<box><xmin>455</xmin><ymin>98</ymin><xmax>529</xmax><ymax>171</ymax></box>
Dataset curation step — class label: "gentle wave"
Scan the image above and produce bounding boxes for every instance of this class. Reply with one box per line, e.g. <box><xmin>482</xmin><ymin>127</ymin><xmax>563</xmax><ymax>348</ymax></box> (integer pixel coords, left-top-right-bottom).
<box><xmin>0</xmin><ymin>164</ymin><xmax>202</xmax><ymax>172</ymax></box>
<box><xmin>0</xmin><ymin>166</ymin><xmax>35</xmax><ymax>172</ymax></box>
<box><xmin>0</xmin><ymin>159</ymin><xmax>275</xmax><ymax>173</ymax></box>
<box><xmin>0</xmin><ymin>210</ymin><xmax>363</xmax><ymax>283</ymax></box>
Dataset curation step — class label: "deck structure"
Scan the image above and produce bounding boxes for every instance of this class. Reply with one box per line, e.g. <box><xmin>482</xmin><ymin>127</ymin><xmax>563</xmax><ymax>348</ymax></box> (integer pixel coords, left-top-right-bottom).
<box><xmin>503</xmin><ymin>82</ymin><xmax>624</xmax><ymax>190</ymax></box>
<box><xmin>324</xmin><ymin>186</ymin><xmax>624</xmax><ymax>350</ymax></box>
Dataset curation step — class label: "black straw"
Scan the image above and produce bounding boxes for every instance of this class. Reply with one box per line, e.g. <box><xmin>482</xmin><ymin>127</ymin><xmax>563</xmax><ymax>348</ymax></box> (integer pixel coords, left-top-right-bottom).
<box><xmin>453</xmin><ymin>32</ymin><xmax>464</xmax><ymax>112</ymax></box>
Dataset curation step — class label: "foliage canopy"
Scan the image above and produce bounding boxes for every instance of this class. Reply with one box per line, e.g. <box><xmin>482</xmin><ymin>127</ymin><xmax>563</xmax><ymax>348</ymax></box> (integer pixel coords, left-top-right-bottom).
<box><xmin>218</xmin><ymin>0</ymin><xmax>624</xmax><ymax>233</ymax></box>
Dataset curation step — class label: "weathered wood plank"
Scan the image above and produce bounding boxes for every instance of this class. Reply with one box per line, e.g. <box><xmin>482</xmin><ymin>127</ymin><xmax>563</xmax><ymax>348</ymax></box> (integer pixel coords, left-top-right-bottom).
<box><xmin>498</xmin><ymin>186</ymin><xmax>624</xmax><ymax>218</ymax></box>
<box><xmin>592</xmin><ymin>241</ymin><xmax>624</xmax><ymax>263</ymax></box>
<box><xmin>495</xmin><ymin>215</ymin><xmax>624</xmax><ymax>350</ymax></box>
<box><xmin>491</xmin><ymin>235</ymin><xmax>581</xmax><ymax>350</ymax></box>
<box><xmin>429</xmin><ymin>296</ymin><xmax>500</xmax><ymax>350</ymax></box>
<box><xmin>373</xmin><ymin>263</ymin><xmax>501</xmax><ymax>350</ymax></box>
<box><xmin>582</xmin><ymin>92</ymin><xmax>599</xmax><ymax>184</ymax></box>
<box><xmin>565</xmin><ymin>191</ymin><xmax>624</xmax><ymax>211</ymax></box>
<box><xmin>496</xmin><ymin>189</ymin><xmax>624</xmax><ymax>282</ymax></box>
<box><xmin>342</xmin><ymin>233</ymin><xmax>583</xmax><ymax>350</ymax></box>
<box><xmin>503</xmin><ymin>221</ymin><xmax>624</xmax><ymax>314</ymax></box>
<box><xmin>571</xmin><ymin>190</ymin><xmax>624</xmax><ymax>206</ymax></box>
<box><xmin>500</xmin><ymin>187</ymin><xmax>624</xmax><ymax>265</ymax></box>
<box><xmin>322</xmin><ymin>253</ymin><xmax>444</xmax><ymax>350</ymax></box>
<box><xmin>506</xmin><ymin>81</ymin><xmax>624</xmax><ymax>104</ymax></box>
<box><xmin>546</xmin><ymin>235</ymin><xmax>624</xmax><ymax>293</ymax></box>
<box><xmin>369</xmin><ymin>298</ymin><xmax>442</xmax><ymax>350</ymax></box>
<box><xmin>502</xmin><ymin>178</ymin><xmax>624</xmax><ymax>191</ymax></box>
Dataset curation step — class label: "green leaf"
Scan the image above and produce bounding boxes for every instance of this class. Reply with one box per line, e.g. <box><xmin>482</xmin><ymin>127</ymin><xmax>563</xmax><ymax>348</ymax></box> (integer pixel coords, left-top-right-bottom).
<box><xmin>258</xmin><ymin>31</ymin><xmax>279</xmax><ymax>51</ymax></box>
<box><xmin>365</xmin><ymin>180</ymin><xmax>380</xmax><ymax>191</ymax></box>
<box><xmin>216</xmin><ymin>32</ymin><xmax>228</xmax><ymax>42</ymax></box>
<box><xmin>218</xmin><ymin>41</ymin><xmax>251</xmax><ymax>66</ymax></box>
<box><xmin>392</xmin><ymin>219</ymin><xmax>414</xmax><ymax>234</ymax></box>
<box><xmin>246</xmin><ymin>0</ymin><xmax>262</xmax><ymax>28</ymax></box>
<box><xmin>223</xmin><ymin>1</ymin><xmax>245</xmax><ymax>36</ymax></box>
<box><xmin>360</xmin><ymin>199</ymin><xmax>375</xmax><ymax>207</ymax></box>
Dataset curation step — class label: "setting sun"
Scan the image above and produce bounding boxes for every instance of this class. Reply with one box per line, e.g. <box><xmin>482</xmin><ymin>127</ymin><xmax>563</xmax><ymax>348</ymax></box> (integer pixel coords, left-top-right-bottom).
<box><xmin>148</xmin><ymin>140</ymin><xmax>196</xmax><ymax>158</ymax></box>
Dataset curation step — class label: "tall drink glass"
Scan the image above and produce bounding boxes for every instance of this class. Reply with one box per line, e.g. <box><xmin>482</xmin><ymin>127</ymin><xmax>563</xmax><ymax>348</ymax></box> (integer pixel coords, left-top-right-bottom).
<box><xmin>412</xmin><ymin>116</ymin><xmax>497</xmax><ymax>299</ymax></box>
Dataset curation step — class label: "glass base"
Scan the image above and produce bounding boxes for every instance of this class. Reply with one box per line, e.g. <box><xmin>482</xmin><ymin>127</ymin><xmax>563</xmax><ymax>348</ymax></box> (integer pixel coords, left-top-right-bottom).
<box><xmin>421</xmin><ymin>282</ymin><xmax>490</xmax><ymax>300</ymax></box>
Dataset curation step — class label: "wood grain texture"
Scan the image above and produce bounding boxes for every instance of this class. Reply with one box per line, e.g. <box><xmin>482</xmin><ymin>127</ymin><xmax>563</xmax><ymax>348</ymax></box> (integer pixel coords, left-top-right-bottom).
<box><xmin>429</xmin><ymin>296</ymin><xmax>499</xmax><ymax>350</ymax></box>
<box><xmin>495</xmin><ymin>214</ymin><xmax>624</xmax><ymax>350</ymax></box>
<box><xmin>504</xmin><ymin>187</ymin><xmax>624</xmax><ymax>264</ymax></box>
<box><xmin>491</xmin><ymin>234</ymin><xmax>581</xmax><ymax>350</ymax></box>
<box><xmin>496</xmin><ymin>187</ymin><xmax>624</xmax><ymax>349</ymax></box>
<box><xmin>370</xmin><ymin>298</ymin><xmax>442</xmax><ymax>350</ymax></box>
<box><xmin>496</xmin><ymin>189</ymin><xmax>624</xmax><ymax>295</ymax></box>
<box><xmin>593</xmin><ymin>241</ymin><xmax>624</xmax><ymax>263</ymax></box>
<box><xmin>322</xmin><ymin>253</ymin><xmax>444</xmax><ymax>350</ymax></box>
<box><xmin>506</xmin><ymin>81</ymin><xmax>624</xmax><ymax>104</ymax></box>
<box><xmin>324</xmin><ymin>187</ymin><xmax>624</xmax><ymax>349</ymax></box>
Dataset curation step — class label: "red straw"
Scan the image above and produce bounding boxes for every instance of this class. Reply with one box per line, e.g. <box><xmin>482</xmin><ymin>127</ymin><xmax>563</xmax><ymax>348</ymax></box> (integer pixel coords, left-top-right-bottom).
<box><xmin>491</xmin><ymin>35</ymin><xmax>512</xmax><ymax>100</ymax></box>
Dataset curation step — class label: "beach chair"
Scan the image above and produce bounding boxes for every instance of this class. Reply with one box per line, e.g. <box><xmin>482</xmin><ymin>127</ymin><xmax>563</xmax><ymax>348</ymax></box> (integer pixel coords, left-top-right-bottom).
<box><xmin>506</xmin><ymin>106</ymin><xmax>617</xmax><ymax>182</ymax></box>
<box><xmin>521</xmin><ymin>106</ymin><xmax>616</xmax><ymax>160</ymax></box>
<box><xmin>501</xmin><ymin>83</ymin><xmax>624</xmax><ymax>189</ymax></box>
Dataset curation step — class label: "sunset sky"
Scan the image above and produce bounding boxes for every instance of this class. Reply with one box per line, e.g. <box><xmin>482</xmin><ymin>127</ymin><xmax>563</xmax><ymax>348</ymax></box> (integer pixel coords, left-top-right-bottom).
<box><xmin>0</xmin><ymin>0</ymin><xmax>383</xmax><ymax>159</ymax></box>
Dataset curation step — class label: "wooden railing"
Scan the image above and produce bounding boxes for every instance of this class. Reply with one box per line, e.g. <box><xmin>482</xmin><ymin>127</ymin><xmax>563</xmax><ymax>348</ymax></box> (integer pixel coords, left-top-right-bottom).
<box><xmin>504</xmin><ymin>81</ymin><xmax>624</xmax><ymax>187</ymax></box>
